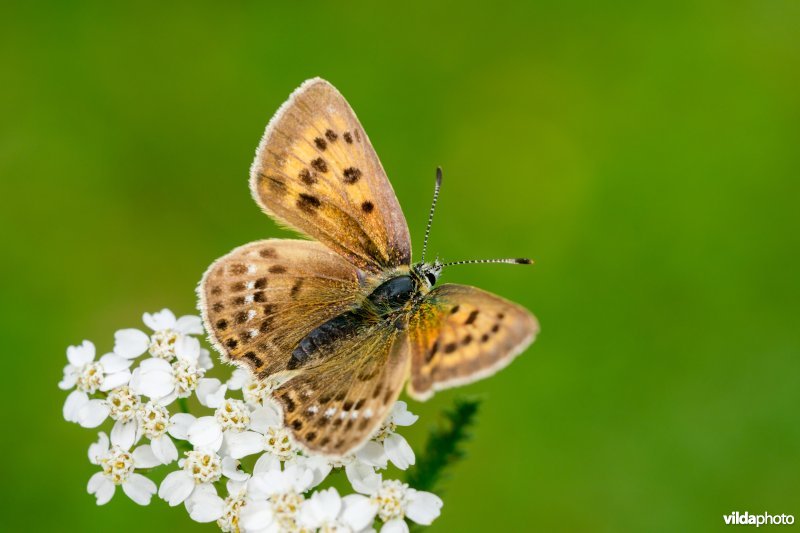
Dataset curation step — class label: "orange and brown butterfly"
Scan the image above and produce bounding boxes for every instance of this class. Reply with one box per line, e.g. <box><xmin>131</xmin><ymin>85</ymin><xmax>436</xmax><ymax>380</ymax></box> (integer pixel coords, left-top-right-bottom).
<box><xmin>198</xmin><ymin>78</ymin><xmax>539</xmax><ymax>458</ymax></box>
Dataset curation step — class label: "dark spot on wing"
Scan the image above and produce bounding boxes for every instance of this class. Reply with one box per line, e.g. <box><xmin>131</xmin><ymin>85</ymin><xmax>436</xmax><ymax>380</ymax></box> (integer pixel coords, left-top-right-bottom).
<box><xmin>291</xmin><ymin>279</ymin><xmax>304</xmax><ymax>298</ymax></box>
<box><xmin>325</xmin><ymin>129</ymin><xmax>338</xmax><ymax>142</ymax></box>
<box><xmin>268</xmin><ymin>265</ymin><xmax>287</xmax><ymax>274</ymax></box>
<box><xmin>491</xmin><ymin>323</ymin><xmax>501</xmax><ymax>333</ymax></box>
<box><xmin>259</xmin><ymin>248</ymin><xmax>276</xmax><ymax>258</ymax></box>
<box><xmin>450</xmin><ymin>305</ymin><xmax>460</xmax><ymax>315</ymax></box>
<box><xmin>235</xmin><ymin>311</ymin><xmax>248</xmax><ymax>324</ymax></box>
<box><xmin>254</xmin><ymin>277</ymin><xmax>267</xmax><ymax>289</ymax></box>
<box><xmin>343</xmin><ymin>131</ymin><xmax>353</xmax><ymax>143</ymax></box>
<box><xmin>314</xmin><ymin>137</ymin><xmax>327</xmax><ymax>150</ymax></box>
<box><xmin>212</xmin><ymin>302</ymin><xmax>224</xmax><ymax>312</ymax></box>
<box><xmin>260</xmin><ymin>173</ymin><xmax>286</xmax><ymax>196</ymax></box>
<box><xmin>426</xmin><ymin>341</ymin><xmax>439</xmax><ymax>362</ymax></box>
<box><xmin>343</xmin><ymin>167</ymin><xmax>362</xmax><ymax>184</ymax></box>
<box><xmin>210</xmin><ymin>285</ymin><xmax>221</xmax><ymax>295</ymax></box>
<box><xmin>243</xmin><ymin>351</ymin><xmax>262</xmax><ymax>368</ymax></box>
<box><xmin>311</xmin><ymin>158</ymin><xmax>328</xmax><ymax>173</ymax></box>
<box><xmin>291</xmin><ymin>419</ymin><xmax>302</xmax><ymax>430</ymax></box>
<box><xmin>481</xmin><ymin>333</ymin><xmax>490</xmax><ymax>343</ymax></box>
<box><xmin>253</xmin><ymin>291</ymin><xmax>266</xmax><ymax>303</ymax></box>
<box><xmin>225</xmin><ymin>338</ymin><xmax>238</xmax><ymax>349</ymax></box>
<box><xmin>361</xmin><ymin>200</ymin><xmax>374</xmax><ymax>213</ymax></box>
<box><xmin>230</xmin><ymin>282</ymin><xmax>245</xmax><ymax>292</ymax></box>
<box><xmin>462</xmin><ymin>334</ymin><xmax>473</xmax><ymax>345</ymax></box>
<box><xmin>230</xmin><ymin>263</ymin><xmax>247</xmax><ymax>275</ymax></box>
<box><xmin>299</xmin><ymin>168</ymin><xmax>317</xmax><ymax>185</ymax></box>
<box><xmin>216</xmin><ymin>319</ymin><xmax>228</xmax><ymax>330</ymax></box>
<box><xmin>444</xmin><ymin>342</ymin><xmax>458</xmax><ymax>353</ymax></box>
<box><xmin>283</xmin><ymin>396</ymin><xmax>296</xmax><ymax>412</ymax></box>
<box><xmin>297</xmin><ymin>193</ymin><xmax>321</xmax><ymax>213</ymax></box>
<box><xmin>465</xmin><ymin>310</ymin><xmax>479</xmax><ymax>325</ymax></box>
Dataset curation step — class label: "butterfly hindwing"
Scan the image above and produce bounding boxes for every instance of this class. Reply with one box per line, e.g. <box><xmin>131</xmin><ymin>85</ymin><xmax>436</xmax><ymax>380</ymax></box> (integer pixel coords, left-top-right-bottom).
<box><xmin>250</xmin><ymin>77</ymin><xmax>411</xmax><ymax>273</ymax></box>
<box><xmin>407</xmin><ymin>284</ymin><xmax>539</xmax><ymax>401</ymax></box>
<box><xmin>273</xmin><ymin>326</ymin><xmax>410</xmax><ymax>457</ymax></box>
<box><xmin>199</xmin><ymin>239</ymin><xmax>363</xmax><ymax>377</ymax></box>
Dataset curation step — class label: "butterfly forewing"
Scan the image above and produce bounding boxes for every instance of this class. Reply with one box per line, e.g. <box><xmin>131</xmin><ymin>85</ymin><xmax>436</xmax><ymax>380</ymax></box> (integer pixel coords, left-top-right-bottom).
<box><xmin>407</xmin><ymin>284</ymin><xmax>539</xmax><ymax>401</ymax></box>
<box><xmin>250</xmin><ymin>78</ymin><xmax>411</xmax><ymax>273</ymax></box>
<box><xmin>199</xmin><ymin>239</ymin><xmax>363</xmax><ymax>377</ymax></box>
<box><xmin>273</xmin><ymin>326</ymin><xmax>410</xmax><ymax>457</ymax></box>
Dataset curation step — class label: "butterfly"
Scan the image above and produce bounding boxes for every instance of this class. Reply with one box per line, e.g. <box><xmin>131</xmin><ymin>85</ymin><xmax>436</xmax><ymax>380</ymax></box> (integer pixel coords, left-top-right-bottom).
<box><xmin>198</xmin><ymin>78</ymin><xmax>539</xmax><ymax>457</ymax></box>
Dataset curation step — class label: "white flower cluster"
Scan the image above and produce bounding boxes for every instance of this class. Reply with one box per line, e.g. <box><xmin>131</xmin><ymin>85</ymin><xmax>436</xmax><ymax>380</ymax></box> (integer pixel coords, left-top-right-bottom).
<box><xmin>61</xmin><ymin>308</ymin><xmax>443</xmax><ymax>532</ymax></box>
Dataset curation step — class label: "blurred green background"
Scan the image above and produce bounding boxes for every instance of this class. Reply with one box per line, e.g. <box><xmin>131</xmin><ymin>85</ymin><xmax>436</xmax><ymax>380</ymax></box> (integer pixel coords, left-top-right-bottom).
<box><xmin>2</xmin><ymin>1</ymin><xmax>799</xmax><ymax>531</ymax></box>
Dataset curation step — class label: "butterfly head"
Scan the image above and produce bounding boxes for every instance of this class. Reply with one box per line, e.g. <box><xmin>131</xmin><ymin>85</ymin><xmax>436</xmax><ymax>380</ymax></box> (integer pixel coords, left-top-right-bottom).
<box><xmin>412</xmin><ymin>259</ymin><xmax>443</xmax><ymax>289</ymax></box>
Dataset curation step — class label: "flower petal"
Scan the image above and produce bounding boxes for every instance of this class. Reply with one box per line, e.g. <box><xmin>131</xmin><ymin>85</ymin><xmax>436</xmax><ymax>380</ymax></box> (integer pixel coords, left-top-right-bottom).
<box><xmin>198</xmin><ymin>348</ymin><xmax>214</xmax><ymax>370</ymax></box>
<box><xmin>355</xmin><ymin>440</ymin><xmax>388</xmax><ymax>468</ymax></box>
<box><xmin>168</xmin><ymin>413</ymin><xmax>196</xmax><ymax>440</ymax></box>
<box><xmin>222</xmin><ymin>456</ymin><xmax>250</xmax><ymax>482</ymax></box>
<box><xmin>151</xmin><ymin>434</ymin><xmax>178</xmax><ymax>464</ymax></box>
<box><xmin>78</xmin><ymin>399</ymin><xmax>110</xmax><ymax>428</ymax></box>
<box><xmin>99</xmin><ymin>352</ymin><xmax>134</xmax><ymax>373</ymax></box>
<box><xmin>58</xmin><ymin>368</ymin><xmax>78</xmax><ymax>390</ymax></box>
<box><xmin>225</xmin><ymin>431</ymin><xmax>264</xmax><ymax>459</ymax></box>
<box><xmin>384</xmin><ymin>433</ymin><xmax>415</xmax><ymax>470</ymax></box>
<box><xmin>346</xmin><ymin>462</ymin><xmax>382</xmax><ymax>494</ymax></box>
<box><xmin>63</xmin><ymin>390</ymin><xmax>89</xmax><ymax>423</ymax></box>
<box><xmin>391</xmin><ymin>401</ymin><xmax>418</xmax><ymax>426</ymax></box>
<box><xmin>175</xmin><ymin>315</ymin><xmax>203</xmax><ymax>335</ymax></box>
<box><xmin>88</xmin><ymin>432</ymin><xmax>110</xmax><ymax>465</ymax></box>
<box><xmin>132</xmin><ymin>445</ymin><xmax>161</xmax><ymax>468</ymax></box>
<box><xmin>253</xmin><ymin>451</ymin><xmax>281</xmax><ymax>475</ymax></box>
<box><xmin>87</xmin><ymin>472</ymin><xmax>115</xmax><ymax>505</ymax></box>
<box><xmin>187</xmin><ymin>416</ymin><xmax>223</xmax><ymax>451</ymax></box>
<box><xmin>114</xmin><ymin>329</ymin><xmax>150</xmax><ymax>359</ymax></box>
<box><xmin>143</xmin><ymin>308</ymin><xmax>177</xmax><ymax>331</ymax></box>
<box><xmin>196</xmin><ymin>378</ymin><xmax>226</xmax><ymax>408</ymax></box>
<box><xmin>226</xmin><ymin>368</ymin><xmax>249</xmax><ymax>390</ymax></box>
<box><xmin>99</xmin><ymin>369</ymin><xmax>132</xmax><ymax>392</ymax></box>
<box><xmin>122</xmin><ymin>473</ymin><xmax>157</xmax><ymax>505</ymax></box>
<box><xmin>175</xmin><ymin>335</ymin><xmax>201</xmax><ymax>363</ymax></box>
<box><xmin>67</xmin><ymin>340</ymin><xmax>96</xmax><ymax>366</ymax></box>
<box><xmin>131</xmin><ymin>360</ymin><xmax>174</xmax><ymax>399</ymax></box>
<box><xmin>249</xmin><ymin>403</ymin><xmax>282</xmax><ymax>433</ymax></box>
<box><xmin>406</xmin><ymin>490</ymin><xmax>443</xmax><ymax>526</ymax></box>
<box><xmin>110</xmin><ymin>419</ymin><xmax>138</xmax><ymax>450</ymax></box>
<box><xmin>239</xmin><ymin>500</ymin><xmax>274</xmax><ymax>531</ymax></box>
<box><xmin>382</xmin><ymin>518</ymin><xmax>410</xmax><ymax>533</ymax></box>
<box><xmin>307</xmin><ymin>487</ymin><xmax>342</xmax><ymax>524</ymax></box>
<box><xmin>342</xmin><ymin>494</ymin><xmax>379</xmax><ymax>531</ymax></box>
<box><xmin>185</xmin><ymin>484</ymin><xmax>225</xmax><ymax>523</ymax></box>
<box><xmin>158</xmin><ymin>470</ymin><xmax>194</xmax><ymax>506</ymax></box>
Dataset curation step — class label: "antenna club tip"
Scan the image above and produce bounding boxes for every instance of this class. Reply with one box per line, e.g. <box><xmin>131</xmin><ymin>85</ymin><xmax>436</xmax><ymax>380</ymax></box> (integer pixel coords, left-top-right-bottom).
<box><xmin>435</xmin><ymin>166</ymin><xmax>443</xmax><ymax>185</ymax></box>
<box><xmin>515</xmin><ymin>258</ymin><xmax>533</xmax><ymax>264</ymax></box>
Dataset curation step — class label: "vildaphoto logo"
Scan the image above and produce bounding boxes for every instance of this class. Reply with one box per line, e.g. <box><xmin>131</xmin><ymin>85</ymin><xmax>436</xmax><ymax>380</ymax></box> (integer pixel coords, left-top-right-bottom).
<box><xmin>723</xmin><ymin>512</ymin><xmax>795</xmax><ymax>527</ymax></box>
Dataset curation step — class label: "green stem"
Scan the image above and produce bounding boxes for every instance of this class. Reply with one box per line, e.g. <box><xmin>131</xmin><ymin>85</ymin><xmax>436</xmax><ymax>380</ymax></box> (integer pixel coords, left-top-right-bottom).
<box><xmin>178</xmin><ymin>397</ymin><xmax>190</xmax><ymax>414</ymax></box>
<box><xmin>406</xmin><ymin>397</ymin><xmax>482</xmax><ymax>494</ymax></box>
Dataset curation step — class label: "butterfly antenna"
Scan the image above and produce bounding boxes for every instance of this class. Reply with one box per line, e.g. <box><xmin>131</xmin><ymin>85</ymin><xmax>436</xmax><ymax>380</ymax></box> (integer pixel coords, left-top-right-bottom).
<box><xmin>420</xmin><ymin>166</ymin><xmax>443</xmax><ymax>263</ymax></box>
<box><xmin>441</xmin><ymin>258</ymin><xmax>534</xmax><ymax>267</ymax></box>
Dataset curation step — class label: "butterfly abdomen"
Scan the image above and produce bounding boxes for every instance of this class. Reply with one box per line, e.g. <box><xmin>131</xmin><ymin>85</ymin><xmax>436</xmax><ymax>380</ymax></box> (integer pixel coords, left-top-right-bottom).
<box><xmin>288</xmin><ymin>274</ymin><xmax>419</xmax><ymax>371</ymax></box>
